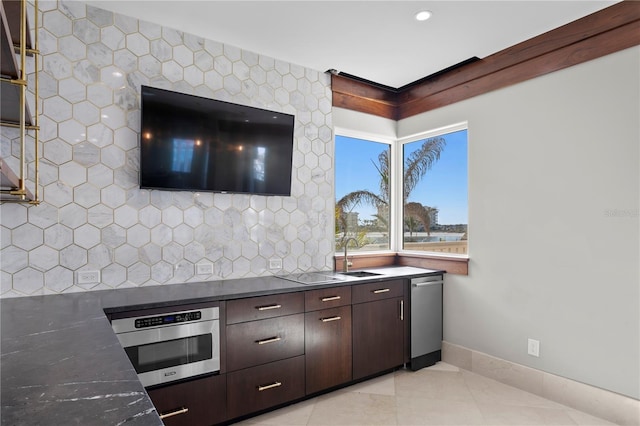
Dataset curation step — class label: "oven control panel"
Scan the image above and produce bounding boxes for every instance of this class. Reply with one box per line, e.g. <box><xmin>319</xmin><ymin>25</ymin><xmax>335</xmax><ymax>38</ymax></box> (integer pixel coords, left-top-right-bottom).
<box><xmin>111</xmin><ymin>306</ymin><xmax>219</xmax><ymax>334</ymax></box>
<box><xmin>135</xmin><ymin>311</ymin><xmax>202</xmax><ymax>328</ymax></box>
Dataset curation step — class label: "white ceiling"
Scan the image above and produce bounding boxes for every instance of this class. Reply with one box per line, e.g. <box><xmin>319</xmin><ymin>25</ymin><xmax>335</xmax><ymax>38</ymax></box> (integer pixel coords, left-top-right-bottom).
<box><xmin>85</xmin><ymin>1</ymin><xmax>619</xmax><ymax>88</ymax></box>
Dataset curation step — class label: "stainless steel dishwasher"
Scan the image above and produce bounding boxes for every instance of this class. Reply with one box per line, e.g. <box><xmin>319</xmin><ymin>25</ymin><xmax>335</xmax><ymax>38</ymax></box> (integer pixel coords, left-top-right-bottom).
<box><xmin>409</xmin><ymin>274</ymin><xmax>443</xmax><ymax>371</ymax></box>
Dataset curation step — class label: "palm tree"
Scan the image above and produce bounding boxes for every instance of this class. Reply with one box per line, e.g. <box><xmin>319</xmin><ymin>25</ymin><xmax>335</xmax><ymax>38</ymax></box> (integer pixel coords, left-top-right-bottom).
<box><xmin>405</xmin><ymin>216</ymin><xmax>419</xmax><ymax>241</ymax></box>
<box><xmin>336</xmin><ymin>137</ymin><xmax>445</xmax><ymax>244</ymax></box>
<box><xmin>405</xmin><ymin>202</ymin><xmax>437</xmax><ymax>237</ymax></box>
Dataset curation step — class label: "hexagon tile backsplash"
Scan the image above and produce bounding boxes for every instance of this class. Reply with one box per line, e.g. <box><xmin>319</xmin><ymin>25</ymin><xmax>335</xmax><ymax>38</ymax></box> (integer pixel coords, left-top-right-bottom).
<box><xmin>0</xmin><ymin>2</ymin><xmax>334</xmax><ymax>297</ymax></box>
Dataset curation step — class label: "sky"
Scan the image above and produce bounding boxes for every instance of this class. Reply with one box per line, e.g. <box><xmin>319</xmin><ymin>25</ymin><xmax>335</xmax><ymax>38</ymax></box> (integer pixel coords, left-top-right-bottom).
<box><xmin>335</xmin><ymin>129</ymin><xmax>468</xmax><ymax>225</ymax></box>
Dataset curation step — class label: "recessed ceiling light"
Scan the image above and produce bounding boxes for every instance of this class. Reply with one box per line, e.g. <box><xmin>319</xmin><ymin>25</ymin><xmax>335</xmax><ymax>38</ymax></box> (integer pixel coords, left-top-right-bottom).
<box><xmin>415</xmin><ymin>10</ymin><xmax>432</xmax><ymax>21</ymax></box>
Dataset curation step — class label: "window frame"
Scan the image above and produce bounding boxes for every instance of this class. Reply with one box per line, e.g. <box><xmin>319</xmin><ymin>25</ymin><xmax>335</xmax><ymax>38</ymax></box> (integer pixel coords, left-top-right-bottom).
<box><xmin>334</xmin><ymin>121</ymin><xmax>468</xmax><ymax>259</ymax></box>
<box><xmin>394</xmin><ymin>122</ymin><xmax>468</xmax><ymax>255</ymax></box>
<box><xmin>334</xmin><ymin>127</ymin><xmax>395</xmax><ymax>255</ymax></box>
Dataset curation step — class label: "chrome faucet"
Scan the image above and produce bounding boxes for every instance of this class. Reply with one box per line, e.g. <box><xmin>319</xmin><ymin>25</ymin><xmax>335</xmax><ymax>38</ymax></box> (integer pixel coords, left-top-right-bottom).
<box><xmin>343</xmin><ymin>237</ymin><xmax>358</xmax><ymax>272</ymax></box>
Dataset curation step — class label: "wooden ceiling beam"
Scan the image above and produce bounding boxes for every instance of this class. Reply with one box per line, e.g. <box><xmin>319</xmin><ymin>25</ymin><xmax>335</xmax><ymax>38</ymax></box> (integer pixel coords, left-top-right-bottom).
<box><xmin>331</xmin><ymin>1</ymin><xmax>640</xmax><ymax>121</ymax></box>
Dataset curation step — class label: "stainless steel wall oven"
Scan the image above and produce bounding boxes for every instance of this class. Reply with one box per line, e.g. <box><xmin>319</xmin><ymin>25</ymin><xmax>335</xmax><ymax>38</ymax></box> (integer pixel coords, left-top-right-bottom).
<box><xmin>111</xmin><ymin>306</ymin><xmax>220</xmax><ymax>387</ymax></box>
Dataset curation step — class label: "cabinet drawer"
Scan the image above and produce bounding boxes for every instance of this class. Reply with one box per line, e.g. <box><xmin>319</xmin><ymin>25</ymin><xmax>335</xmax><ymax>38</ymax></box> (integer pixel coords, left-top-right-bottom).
<box><xmin>352</xmin><ymin>279</ymin><xmax>405</xmax><ymax>304</ymax></box>
<box><xmin>227</xmin><ymin>355</ymin><xmax>305</xmax><ymax>420</ymax></box>
<box><xmin>305</xmin><ymin>285</ymin><xmax>351</xmax><ymax>311</ymax></box>
<box><xmin>147</xmin><ymin>374</ymin><xmax>227</xmax><ymax>426</ymax></box>
<box><xmin>226</xmin><ymin>313</ymin><xmax>304</xmax><ymax>371</ymax></box>
<box><xmin>226</xmin><ymin>292</ymin><xmax>304</xmax><ymax>324</ymax></box>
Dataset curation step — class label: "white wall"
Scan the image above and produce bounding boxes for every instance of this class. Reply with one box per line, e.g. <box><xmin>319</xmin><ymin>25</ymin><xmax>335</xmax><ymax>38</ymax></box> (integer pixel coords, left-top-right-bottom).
<box><xmin>333</xmin><ymin>107</ymin><xmax>396</xmax><ymax>140</ymax></box>
<box><xmin>398</xmin><ymin>47</ymin><xmax>639</xmax><ymax>399</ymax></box>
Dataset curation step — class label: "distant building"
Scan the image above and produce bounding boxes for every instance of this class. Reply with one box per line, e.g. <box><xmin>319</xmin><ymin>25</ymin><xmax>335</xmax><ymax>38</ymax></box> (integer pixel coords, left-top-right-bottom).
<box><xmin>344</xmin><ymin>212</ymin><xmax>359</xmax><ymax>231</ymax></box>
<box><xmin>376</xmin><ymin>205</ymin><xmax>389</xmax><ymax>228</ymax></box>
<box><xmin>429</xmin><ymin>208</ymin><xmax>438</xmax><ymax>226</ymax></box>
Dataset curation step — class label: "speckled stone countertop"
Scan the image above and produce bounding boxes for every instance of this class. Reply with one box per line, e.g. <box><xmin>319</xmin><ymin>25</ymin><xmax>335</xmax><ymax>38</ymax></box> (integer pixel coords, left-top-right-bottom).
<box><xmin>0</xmin><ymin>267</ymin><xmax>441</xmax><ymax>425</ymax></box>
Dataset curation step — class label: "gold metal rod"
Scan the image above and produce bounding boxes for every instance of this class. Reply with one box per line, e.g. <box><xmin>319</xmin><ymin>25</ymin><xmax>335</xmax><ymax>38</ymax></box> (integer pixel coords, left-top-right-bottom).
<box><xmin>0</xmin><ymin>189</ymin><xmax>27</xmax><ymax>195</ymax></box>
<box><xmin>0</xmin><ymin>122</ymin><xmax>39</xmax><ymax>130</ymax></box>
<box><xmin>12</xmin><ymin>45</ymin><xmax>39</xmax><ymax>55</ymax></box>
<box><xmin>18</xmin><ymin>0</ymin><xmax>27</xmax><ymax>200</ymax></box>
<box><xmin>34</xmin><ymin>0</ymin><xmax>40</xmax><ymax>203</ymax></box>
<box><xmin>0</xmin><ymin>198</ymin><xmax>34</xmax><ymax>203</ymax></box>
<box><xmin>0</xmin><ymin>77</ymin><xmax>28</xmax><ymax>85</ymax></box>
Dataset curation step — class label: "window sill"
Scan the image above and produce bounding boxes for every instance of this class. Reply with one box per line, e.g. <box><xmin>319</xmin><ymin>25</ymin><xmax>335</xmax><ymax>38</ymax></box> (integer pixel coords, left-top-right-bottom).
<box><xmin>333</xmin><ymin>251</ymin><xmax>468</xmax><ymax>275</ymax></box>
<box><xmin>333</xmin><ymin>251</ymin><xmax>396</xmax><ymax>271</ymax></box>
<box><xmin>395</xmin><ymin>252</ymin><xmax>468</xmax><ymax>275</ymax></box>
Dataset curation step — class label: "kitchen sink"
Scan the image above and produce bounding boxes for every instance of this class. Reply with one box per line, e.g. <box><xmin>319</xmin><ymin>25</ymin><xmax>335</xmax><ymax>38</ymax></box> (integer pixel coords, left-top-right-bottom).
<box><xmin>339</xmin><ymin>271</ymin><xmax>382</xmax><ymax>278</ymax></box>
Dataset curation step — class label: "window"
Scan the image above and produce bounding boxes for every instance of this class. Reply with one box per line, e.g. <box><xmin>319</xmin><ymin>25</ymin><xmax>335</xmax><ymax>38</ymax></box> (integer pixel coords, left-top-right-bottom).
<box><xmin>335</xmin><ymin>135</ymin><xmax>391</xmax><ymax>252</ymax></box>
<box><xmin>401</xmin><ymin>126</ymin><xmax>468</xmax><ymax>254</ymax></box>
<box><xmin>335</xmin><ymin>123</ymin><xmax>468</xmax><ymax>256</ymax></box>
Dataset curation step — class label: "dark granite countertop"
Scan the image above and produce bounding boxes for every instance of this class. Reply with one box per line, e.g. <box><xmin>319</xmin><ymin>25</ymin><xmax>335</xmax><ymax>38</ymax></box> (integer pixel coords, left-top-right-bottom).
<box><xmin>0</xmin><ymin>267</ymin><xmax>441</xmax><ymax>425</ymax></box>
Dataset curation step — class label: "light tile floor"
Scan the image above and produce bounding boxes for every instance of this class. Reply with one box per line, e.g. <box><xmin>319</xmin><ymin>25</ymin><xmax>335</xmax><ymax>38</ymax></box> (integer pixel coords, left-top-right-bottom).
<box><xmin>235</xmin><ymin>362</ymin><xmax>616</xmax><ymax>425</ymax></box>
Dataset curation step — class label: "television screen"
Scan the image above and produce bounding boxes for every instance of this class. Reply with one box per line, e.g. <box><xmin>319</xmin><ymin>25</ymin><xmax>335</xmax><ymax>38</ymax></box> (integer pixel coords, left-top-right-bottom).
<box><xmin>140</xmin><ymin>86</ymin><xmax>294</xmax><ymax>196</ymax></box>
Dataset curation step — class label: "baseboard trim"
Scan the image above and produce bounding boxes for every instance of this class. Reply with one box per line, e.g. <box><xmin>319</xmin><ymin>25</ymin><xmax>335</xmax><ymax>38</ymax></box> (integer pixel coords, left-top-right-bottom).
<box><xmin>442</xmin><ymin>341</ymin><xmax>639</xmax><ymax>425</ymax></box>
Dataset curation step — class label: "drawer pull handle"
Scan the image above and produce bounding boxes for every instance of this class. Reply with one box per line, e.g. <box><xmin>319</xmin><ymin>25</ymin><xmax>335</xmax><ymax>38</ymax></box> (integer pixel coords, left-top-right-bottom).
<box><xmin>256</xmin><ymin>336</ymin><xmax>281</xmax><ymax>345</ymax></box>
<box><xmin>321</xmin><ymin>316</ymin><xmax>341</xmax><ymax>322</ymax></box>
<box><xmin>256</xmin><ymin>304</ymin><xmax>282</xmax><ymax>311</ymax></box>
<box><xmin>373</xmin><ymin>288</ymin><xmax>390</xmax><ymax>294</ymax></box>
<box><xmin>258</xmin><ymin>381</ymin><xmax>282</xmax><ymax>391</ymax></box>
<box><xmin>321</xmin><ymin>296</ymin><xmax>341</xmax><ymax>302</ymax></box>
<box><xmin>159</xmin><ymin>407</ymin><xmax>189</xmax><ymax>420</ymax></box>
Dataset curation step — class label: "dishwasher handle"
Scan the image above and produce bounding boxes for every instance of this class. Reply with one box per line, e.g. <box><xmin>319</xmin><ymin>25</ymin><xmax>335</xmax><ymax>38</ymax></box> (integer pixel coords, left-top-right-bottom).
<box><xmin>412</xmin><ymin>280</ymin><xmax>443</xmax><ymax>287</ymax></box>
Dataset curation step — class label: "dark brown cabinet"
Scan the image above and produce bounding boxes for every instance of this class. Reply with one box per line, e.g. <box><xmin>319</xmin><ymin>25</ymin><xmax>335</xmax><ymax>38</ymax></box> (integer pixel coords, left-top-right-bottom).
<box><xmin>226</xmin><ymin>291</ymin><xmax>304</xmax><ymax>324</ymax></box>
<box><xmin>352</xmin><ymin>279</ymin><xmax>406</xmax><ymax>380</ymax></box>
<box><xmin>304</xmin><ymin>285</ymin><xmax>352</xmax><ymax>394</ymax></box>
<box><xmin>304</xmin><ymin>285</ymin><xmax>351</xmax><ymax>311</ymax></box>
<box><xmin>143</xmin><ymin>276</ymin><xmax>413</xmax><ymax>425</ymax></box>
<box><xmin>305</xmin><ymin>304</ymin><xmax>352</xmax><ymax>394</ymax></box>
<box><xmin>227</xmin><ymin>355</ymin><xmax>305</xmax><ymax>419</ymax></box>
<box><xmin>226</xmin><ymin>313</ymin><xmax>305</xmax><ymax>371</ymax></box>
<box><xmin>147</xmin><ymin>374</ymin><xmax>227</xmax><ymax>426</ymax></box>
<box><xmin>225</xmin><ymin>291</ymin><xmax>306</xmax><ymax>422</ymax></box>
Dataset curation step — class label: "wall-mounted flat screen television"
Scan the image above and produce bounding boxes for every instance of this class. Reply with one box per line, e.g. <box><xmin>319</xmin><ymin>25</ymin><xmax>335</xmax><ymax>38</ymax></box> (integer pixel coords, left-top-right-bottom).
<box><xmin>140</xmin><ymin>85</ymin><xmax>295</xmax><ymax>196</ymax></box>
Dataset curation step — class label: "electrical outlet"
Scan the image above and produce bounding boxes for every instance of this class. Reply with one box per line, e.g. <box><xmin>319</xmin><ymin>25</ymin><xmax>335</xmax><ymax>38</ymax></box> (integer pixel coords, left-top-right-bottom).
<box><xmin>77</xmin><ymin>270</ymin><xmax>100</xmax><ymax>284</ymax></box>
<box><xmin>196</xmin><ymin>262</ymin><xmax>214</xmax><ymax>275</ymax></box>
<box><xmin>528</xmin><ymin>338</ymin><xmax>540</xmax><ymax>357</ymax></box>
<box><xmin>269</xmin><ymin>258</ymin><xmax>282</xmax><ymax>270</ymax></box>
